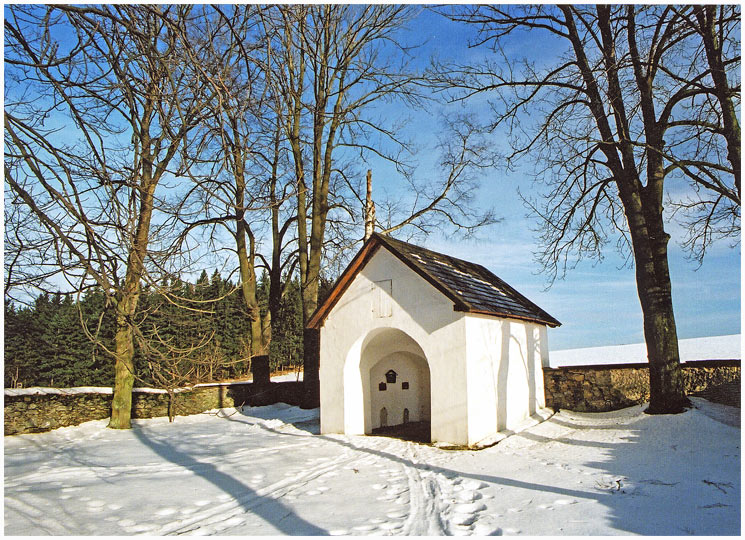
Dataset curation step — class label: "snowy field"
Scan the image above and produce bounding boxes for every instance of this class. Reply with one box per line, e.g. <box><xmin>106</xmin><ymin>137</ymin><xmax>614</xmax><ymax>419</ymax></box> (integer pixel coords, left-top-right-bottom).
<box><xmin>550</xmin><ymin>334</ymin><xmax>741</xmax><ymax>367</ymax></box>
<box><xmin>4</xmin><ymin>399</ymin><xmax>740</xmax><ymax>536</ymax></box>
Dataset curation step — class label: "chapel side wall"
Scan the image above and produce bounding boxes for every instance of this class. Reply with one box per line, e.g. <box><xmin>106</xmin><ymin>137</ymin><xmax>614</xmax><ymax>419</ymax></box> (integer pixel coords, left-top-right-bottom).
<box><xmin>319</xmin><ymin>248</ymin><xmax>469</xmax><ymax>445</ymax></box>
<box><xmin>465</xmin><ymin>315</ymin><xmax>547</xmax><ymax>445</ymax></box>
<box><xmin>464</xmin><ymin>315</ymin><xmax>499</xmax><ymax>445</ymax></box>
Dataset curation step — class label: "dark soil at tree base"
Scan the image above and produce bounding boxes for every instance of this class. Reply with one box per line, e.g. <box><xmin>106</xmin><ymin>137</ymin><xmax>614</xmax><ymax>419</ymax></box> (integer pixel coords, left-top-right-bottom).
<box><xmin>372</xmin><ymin>421</ymin><xmax>431</xmax><ymax>443</ymax></box>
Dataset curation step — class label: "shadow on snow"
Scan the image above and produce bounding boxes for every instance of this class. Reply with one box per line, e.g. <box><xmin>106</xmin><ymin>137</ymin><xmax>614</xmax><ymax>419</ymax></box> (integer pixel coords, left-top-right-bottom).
<box><xmin>131</xmin><ymin>425</ymin><xmax>327</xmax><ymax>535</ymax></box>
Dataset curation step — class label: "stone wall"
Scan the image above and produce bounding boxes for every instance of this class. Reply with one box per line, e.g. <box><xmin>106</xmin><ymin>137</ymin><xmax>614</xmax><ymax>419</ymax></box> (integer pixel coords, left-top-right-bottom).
<box><xmin>7</xmin><ymin>360</ymin><xmax>739</xmax><ymax>435</ymax></box>
<box><xmin>4</xmin><ymin>381</ymin><xmax>305</xmax><ymax>436</ymax></box>
<box><xmin>543</xmin><ymin>359</ymin><xmax>740</xmax><ymax>412</ymax></box>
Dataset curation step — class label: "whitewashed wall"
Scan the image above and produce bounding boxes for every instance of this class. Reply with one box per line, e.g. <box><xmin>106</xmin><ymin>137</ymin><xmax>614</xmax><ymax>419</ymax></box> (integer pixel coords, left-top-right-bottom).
<box><xmin>319</xmin><ymin>246</ymin><xmax>551</xmax><ymax>446</ymax></box>
<box><xmin>369</xmin><ymin>352</ymin><xmax>430</xmax><ymax>429</ymax></box>
<box><xmin>464</xmin><ymin>315</ymin><xmax>548</xmax><ymax>445</ymax></box>
<box><xmin>319</xmin><ymin>248</ymin><xmax>468</xmax><ymax>444</ymax></box>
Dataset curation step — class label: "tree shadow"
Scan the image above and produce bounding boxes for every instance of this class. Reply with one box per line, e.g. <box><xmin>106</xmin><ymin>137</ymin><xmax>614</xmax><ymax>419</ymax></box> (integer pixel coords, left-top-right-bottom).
<box><xmin>231</xmin><ymin>401</ymin><xmax>739</xmax><ymax>535</ymax></box>
<box><xmin>131</xmin><ymin>425</ymin><xmax>327</xmax><ymax>535</ymax></box>
<box><xmin>230</xmin><ymin>407</ymin><xmax>606</xmax><ymax>500</ymax></box>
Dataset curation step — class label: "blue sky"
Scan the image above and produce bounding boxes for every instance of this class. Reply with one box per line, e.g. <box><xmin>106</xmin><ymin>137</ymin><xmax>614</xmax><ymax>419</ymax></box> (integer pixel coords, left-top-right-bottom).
<box><xmin>5</xmin><ymin>6</ymin><xmax>739</xmax><ymax>352</ymax></box>
<box><xmin>362</xmin><ymin>7</ymin><xmax>741</xmax><ymax>351</ymax></box>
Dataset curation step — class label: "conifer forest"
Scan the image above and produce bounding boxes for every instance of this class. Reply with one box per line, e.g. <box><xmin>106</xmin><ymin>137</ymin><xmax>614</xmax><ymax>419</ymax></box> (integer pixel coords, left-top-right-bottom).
<box><xmin>4</xmin><ymin>271</ymin><xmax>314</xmax><ymax>389</ymax></box>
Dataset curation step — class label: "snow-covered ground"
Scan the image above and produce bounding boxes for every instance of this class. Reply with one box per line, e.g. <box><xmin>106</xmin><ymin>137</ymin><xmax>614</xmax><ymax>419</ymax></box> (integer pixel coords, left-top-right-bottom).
<box><xmin>271</xmin><ymin>370</ymin><xmax>303</xmax><ymax>382</ymax></box>
<box><xmin>550</xmin><ymin>334</ymin><xmax>741</xmax><ymax>367</ymax></box>
<box><xmin>4</xmin><ymin>399</ymin><xmax>740</xmax><ymax>535</ymax></box>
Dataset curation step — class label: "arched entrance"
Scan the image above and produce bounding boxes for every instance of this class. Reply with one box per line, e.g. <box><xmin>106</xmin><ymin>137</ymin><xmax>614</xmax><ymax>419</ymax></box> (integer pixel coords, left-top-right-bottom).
<box><xmin>369</xmin><ymin>351</ymin><xmax>431</xmax><ymax>441</ymax></box>
<box><xmin>345</xmin><ymin>328</ymin><xmax>431</xmax><ymax>442</ymax></box>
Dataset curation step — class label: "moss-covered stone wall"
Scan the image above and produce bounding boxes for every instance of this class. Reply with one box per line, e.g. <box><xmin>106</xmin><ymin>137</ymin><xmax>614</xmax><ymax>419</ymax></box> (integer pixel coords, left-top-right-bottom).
<box><xmin>4</xmin><ymin>381</ymin><xmax>305</xmax><ymax>435</ymax></box>
<box><xmin>543</xmin><ymin>360</ymin><xmax>740</xmax><ymax>412</ymax></box>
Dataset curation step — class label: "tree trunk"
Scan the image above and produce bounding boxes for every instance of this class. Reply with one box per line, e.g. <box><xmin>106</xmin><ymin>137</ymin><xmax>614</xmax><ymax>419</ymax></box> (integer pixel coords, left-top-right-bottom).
<box><xmin>233</xmin><ymin>132</ymin><xmax>268</xmax><ymax>361</ymax></box>
<box><xmin>624</xmin><ymin>194</ymin><xmax>689</xmax><ymax>413</ymax></box>
<box><xmin>301</xmin><ymin>327</ymin><xmax>320</xmax><ymax>408</ymax></box>
<box><xmin>109</xmin><ymin>309</ymin><xmax>136</xmax><ymax>428</ymax></box>
<box><xmin>167</xmin><ymin>389</ymin><xmax>176</xmax><ymax>422</ymax></box>
<box><xmin>108</xmin><ymin>176</ymin><xmax>156</xmax><ymax>429</ymax></box>
<box><xmin>694</xmin><ymin>6</ymin><xmax>741</xmax><ymax>199</ymax></box>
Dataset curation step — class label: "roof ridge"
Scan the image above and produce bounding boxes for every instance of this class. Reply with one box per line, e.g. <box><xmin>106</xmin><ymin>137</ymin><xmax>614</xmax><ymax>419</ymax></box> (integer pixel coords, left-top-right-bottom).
<box><xmin>309</xmin><ymin>233</ymin><xmax>560</xmax><ymax>329</ymax></box>
<box><xmin>374</xmin><ymin>233</ymin><xmax>560</xmax><ymax>327</ymax></box>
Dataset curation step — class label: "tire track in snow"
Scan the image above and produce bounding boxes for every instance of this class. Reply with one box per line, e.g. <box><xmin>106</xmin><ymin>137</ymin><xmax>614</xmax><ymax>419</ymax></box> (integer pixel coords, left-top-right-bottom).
<box><xmin>399</xmin><ymin>442</ymin><xmax>448</xmax><ymax>536</ymax></box>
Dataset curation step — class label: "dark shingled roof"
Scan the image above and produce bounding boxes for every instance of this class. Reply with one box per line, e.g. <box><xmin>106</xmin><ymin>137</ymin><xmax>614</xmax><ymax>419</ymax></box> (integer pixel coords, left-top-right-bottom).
<box><xmin>308</xmin><ymin>233</ymin><xmax>561</xmax><ymax>329</ymax></box>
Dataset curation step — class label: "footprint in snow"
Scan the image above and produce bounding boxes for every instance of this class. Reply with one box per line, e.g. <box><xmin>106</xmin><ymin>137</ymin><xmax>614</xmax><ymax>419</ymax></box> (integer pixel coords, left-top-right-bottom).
<box><xmin>387</xmin><ymin>485</ymin><xmax>408</xmax><ymax>496</ymax></box>
<box><xmin>473</xmin><ymin>522</ymin><xmax>501</xmax><ymax>535</ymax></box>
<box><xmin>461</xmin><ymin>479</ymin><xmax>488</xmax><ymax>491</ymax></box>
<box><xmin>386</xmin><ymin>510</ymin><xmax>407</xmax><ymax>519</ymax></box>
<box><xmin>222</xmin><ymin>517</ymin><xmax>244</xmax><ymax>528</ymax></box>
<box><xmin>86</xmin><ymin>500</ymin><xmax>106</xmax><ymax>512</ymax></box>
<box><xmin>457</xmin><ymin>490</ymin><xmax>483</xmax><ymax>503</ymax></box>
<box><xmin>451</xmin><ymin>513</ymin><xmax>477</xmax><ymax>527</ymax></box>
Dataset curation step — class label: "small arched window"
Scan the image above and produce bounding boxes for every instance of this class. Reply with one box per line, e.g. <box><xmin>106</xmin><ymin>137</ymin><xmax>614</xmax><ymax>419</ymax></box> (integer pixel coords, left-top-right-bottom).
<box><xmin>380</xmin><ymin>407</ymin><xmax>388</xmax><ymax>427</ymax></box>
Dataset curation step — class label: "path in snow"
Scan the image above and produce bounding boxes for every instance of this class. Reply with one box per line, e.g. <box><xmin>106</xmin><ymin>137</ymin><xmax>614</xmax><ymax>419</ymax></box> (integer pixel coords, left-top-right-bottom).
<box><xmin>4</xmin><ymin>399</ymin><xmax>740</xmax><ymax>536</ymax></box>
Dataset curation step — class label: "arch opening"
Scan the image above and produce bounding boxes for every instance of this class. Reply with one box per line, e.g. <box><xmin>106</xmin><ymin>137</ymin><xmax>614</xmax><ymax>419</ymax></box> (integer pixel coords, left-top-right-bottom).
<box><xmin>347</xmin><ymin>328</ymin><xmax>431</xmax><ymax>443</ymax></box>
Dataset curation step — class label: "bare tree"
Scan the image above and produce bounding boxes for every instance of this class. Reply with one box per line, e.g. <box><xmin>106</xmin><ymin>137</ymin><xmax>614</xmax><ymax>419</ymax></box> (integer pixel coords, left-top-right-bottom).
<box><xmin>671</xmin><ymin>5</ymin><xmax>741</xmax><ymax>260</ymax></box>
<box><xmin>4</xmin><ymin>5</ymin><xmax>214</xmax><ymax>427</ymax></box>
<box><xmin>436</xmin><ymin>5</ymin><xmax>740</xmax><ymax>413</ymax></box>
<box><xmin>180</xmin><ymin>5</ymin><xmax>300</xmax><ymax>370</ymax></box>
<box><xmin>259</xmin><ymin>5</ymin><xmax>499</xmax><ymax>405</ymax></box>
